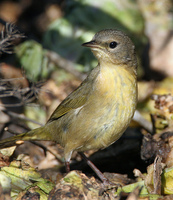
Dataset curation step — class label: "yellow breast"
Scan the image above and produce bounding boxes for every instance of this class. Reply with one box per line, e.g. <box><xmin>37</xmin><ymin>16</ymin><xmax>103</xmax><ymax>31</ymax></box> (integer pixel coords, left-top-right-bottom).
<box><xmin>77</xmin><ymin>64</ymin><xmax>137</xmax><ymax>151</ymax></box>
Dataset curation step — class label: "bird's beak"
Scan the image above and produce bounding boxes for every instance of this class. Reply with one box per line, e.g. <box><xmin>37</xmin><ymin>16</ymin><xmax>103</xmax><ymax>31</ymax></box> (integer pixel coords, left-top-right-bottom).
<box><xmin>82</xmin><ymin>40</ymin><xmax>100</xmax><ymax>48</ymax></box>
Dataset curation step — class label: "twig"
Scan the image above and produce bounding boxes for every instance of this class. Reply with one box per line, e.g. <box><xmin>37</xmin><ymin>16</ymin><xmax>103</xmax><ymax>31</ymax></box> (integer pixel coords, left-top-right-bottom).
<box><xmin>153</xmin><ymin>155</ymin><xmax>162</xmax><ymax>195</ymax></box>
<box><xmin>0</xmin><ymin>23</ymin><xmax>25</xmax><ymax>54</ymax></box>
<box><xmin>133</xmin><ymin>110</ymin><xmax>153</xmax><ymax>133</ymax></box>
<box><xmin>2</xmin><ymin>110</ymin><xmax>43</xmax><ymax>126</ymax></box>
<box><xmin>46</xmin><ymin>50</ymin><xmax>87</xmax><ymax>81</ymax></box>
<box><xmin>0</xmin><ymin>78</ymin><xmax>45</xmax><ymax>107</ymax></box>
<box><xmin>31</xmin><ymin>141</ymin><xmax>63</xmax><ymax>164</ymax></box>
<box><xmin>0</xmin><ymin>77</ymin><xmax>25</xmax><ymax>82</ymax></box>
<box><xmin>150</xmin><ymin>114</ymin><xmax>156</xmax><ymax>135</ymax></box>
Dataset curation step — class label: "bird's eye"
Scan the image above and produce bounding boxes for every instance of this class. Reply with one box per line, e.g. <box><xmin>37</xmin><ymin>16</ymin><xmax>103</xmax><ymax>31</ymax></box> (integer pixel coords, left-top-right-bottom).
<box><xmin>109</xmin><ymin>41</ymin><xmax>118</xmax><ymax>49</ymax></box>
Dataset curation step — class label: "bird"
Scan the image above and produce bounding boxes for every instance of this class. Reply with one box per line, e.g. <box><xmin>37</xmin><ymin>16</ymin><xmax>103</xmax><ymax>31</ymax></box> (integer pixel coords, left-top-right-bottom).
<box><xmin>0</xmin><ymin>29</ymin><xmax>137</xmax><ymax>184</ymax></box>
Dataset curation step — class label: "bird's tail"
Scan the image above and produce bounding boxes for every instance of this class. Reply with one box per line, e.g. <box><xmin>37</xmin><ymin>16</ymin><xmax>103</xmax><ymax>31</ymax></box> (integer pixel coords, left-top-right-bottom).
<box><xmin>0</xmin><ymin>126</ymin><xmax>47</xmax><ymax>149</ymax></box>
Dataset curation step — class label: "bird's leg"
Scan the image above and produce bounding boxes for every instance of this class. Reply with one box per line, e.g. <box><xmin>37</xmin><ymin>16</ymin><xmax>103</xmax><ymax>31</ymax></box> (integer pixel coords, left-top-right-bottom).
<box><xmin>78</xmin><ymin>152</ymin><xmax>112</xmax><ymax>186</ymax></box>
<box><xmin>65</xmin><ymin>161</ymin><xmax>70</xmax><ymax>173</ymax></box>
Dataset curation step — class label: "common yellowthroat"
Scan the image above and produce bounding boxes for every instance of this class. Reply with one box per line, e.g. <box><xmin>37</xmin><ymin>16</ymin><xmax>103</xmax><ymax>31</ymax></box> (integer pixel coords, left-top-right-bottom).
<box><xmin>0</xmin><ymin>29</ymin><xmax>137</xmax><ymax>183</ymax></box>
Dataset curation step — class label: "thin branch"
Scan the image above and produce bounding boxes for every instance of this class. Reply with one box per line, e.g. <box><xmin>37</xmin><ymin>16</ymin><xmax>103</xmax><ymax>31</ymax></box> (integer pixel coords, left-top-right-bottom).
<box><xmin>2</xmin><ymin>110</ymin><xmax>43</xmax><ymax>126</ymax></box>
<box><xmin>46</xmin><ymin>50</ymin><xmax>87</xmax><ymax>81</ymax></box>
<box><xmin>0</xmin><ymin>23</ymin><xmax>25</xmax><ymax>54</ymax></box>
<box><xmin>0</xmin><ymin>77</ymin><xmax>26</xmax><ymax>82</ymax></box>
<box><xmin>0</xmin><ymin>77</ymin><xmax>45</xmax><ymax>107</ymax></box>
<box><xmin>133</xmin><ymin>110</ymin><xmax>153</xmax><ymax>133</ymax></box>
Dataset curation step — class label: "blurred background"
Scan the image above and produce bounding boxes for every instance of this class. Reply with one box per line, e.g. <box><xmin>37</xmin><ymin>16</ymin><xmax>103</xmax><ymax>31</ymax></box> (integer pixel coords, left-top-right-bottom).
<box><xmin>0</xmin><ymin>0</ymin><xmax>173</xmax><ymax>198</ymax></box>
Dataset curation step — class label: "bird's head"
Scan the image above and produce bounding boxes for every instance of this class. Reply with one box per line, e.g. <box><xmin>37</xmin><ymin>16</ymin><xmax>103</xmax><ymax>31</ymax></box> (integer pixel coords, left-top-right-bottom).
<box><xmin>82</xmin><ymin>29</ymin><xmax>137</xmax><ymax>69</ymax></box>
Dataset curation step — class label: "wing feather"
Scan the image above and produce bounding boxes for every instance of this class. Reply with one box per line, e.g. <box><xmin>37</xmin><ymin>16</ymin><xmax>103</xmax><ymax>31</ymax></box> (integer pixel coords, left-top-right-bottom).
<box><xmin>47</xmin><ymin>66</ymin><xmax>100</xmax><ymax>123</ymax></box>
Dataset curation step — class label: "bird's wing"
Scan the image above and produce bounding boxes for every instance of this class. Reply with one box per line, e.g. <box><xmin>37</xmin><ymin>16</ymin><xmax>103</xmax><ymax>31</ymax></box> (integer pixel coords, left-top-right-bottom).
<box><xmin>47</xmin><ymin>66</ymin><xmax>100</xmax><ymax>123</ymax></box>
<box><xmin>47</xmin><ymin>82</ymin><xmax>89</xmax><ymax>122</ymax></box>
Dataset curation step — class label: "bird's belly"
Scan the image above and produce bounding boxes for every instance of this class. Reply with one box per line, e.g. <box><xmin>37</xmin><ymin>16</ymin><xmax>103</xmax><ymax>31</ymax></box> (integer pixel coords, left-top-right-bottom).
<box><xmin>75</xmin><ymin>69</ymin><xmax>137</xmax><ymax>151</ymax></box>
<box><xmin>77</xmin><ymin>95</ymin><xmax>135</xmax><ymax>151</ymax></box>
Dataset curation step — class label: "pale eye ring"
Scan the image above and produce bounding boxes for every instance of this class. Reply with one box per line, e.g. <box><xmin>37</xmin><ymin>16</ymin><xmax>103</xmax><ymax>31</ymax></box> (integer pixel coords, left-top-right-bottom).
<box><xmin>109</xmin><ymin>41</ymin><xmax>118</xmax><ymax>49</ymax></box>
